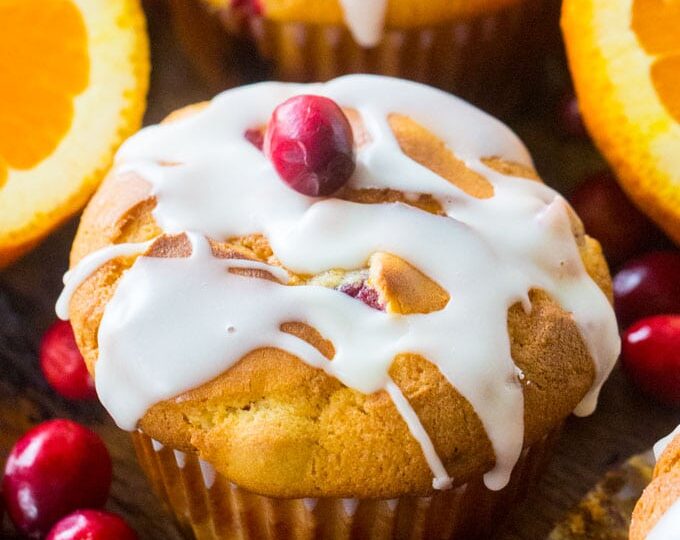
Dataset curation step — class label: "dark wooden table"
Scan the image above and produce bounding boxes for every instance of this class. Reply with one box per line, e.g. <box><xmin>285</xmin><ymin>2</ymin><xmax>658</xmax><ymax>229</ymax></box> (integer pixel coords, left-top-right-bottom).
<box><xmin>1</xmin><ymin>2</ymin><xmax>678</xmax><ymax>538</ymax></box>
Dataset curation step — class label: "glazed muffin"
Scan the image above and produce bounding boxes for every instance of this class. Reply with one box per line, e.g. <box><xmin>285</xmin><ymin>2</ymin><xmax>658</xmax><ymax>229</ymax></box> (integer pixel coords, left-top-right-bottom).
<box><xmin>630</xmin><ymin>426</ymin><xmax>680</xmax><ymax>539</ymax></box>
<box><xmin>173</xmin><ymin>0</ymin><xmax>558</xmax><ymax>112</ymax></box>
<box><xmin>57</xmin><ymin>75</ymin><xmax>619</xmax><ymax>539</ymax></box>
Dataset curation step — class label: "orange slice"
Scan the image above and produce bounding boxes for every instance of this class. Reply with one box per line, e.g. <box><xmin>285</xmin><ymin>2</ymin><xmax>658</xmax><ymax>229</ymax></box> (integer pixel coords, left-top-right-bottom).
<box><xmin>0</xmin><ymin>0</ymin><xmax>149</xmax><ymax>267</ymax></box>
<box><xmin>562</xmin><ymin>0</ymin><xmax>680</xmax><ymax>245</ymax></box>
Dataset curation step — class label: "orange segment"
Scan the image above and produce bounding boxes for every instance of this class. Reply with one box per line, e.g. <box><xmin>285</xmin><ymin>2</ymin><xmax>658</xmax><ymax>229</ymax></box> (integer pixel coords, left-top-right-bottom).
<box><xmin>0</xmin><ymin>0</ymin><xmax>149</xmax><ymax>267</ymax></box>
<box><xmin>562</xmin><ymin>0</ymin><xmax>680</xmax><ymax>245</ymax></box>
<box><xmin>632</xmin><ymin>0</ymin><xmax>680</xmax><ymax>55</ymax></box>
<box><xmin>651</xmin><ymin>55</ymin><xmax>680</xmax><ymax>124</ymax></box>
<box><xmin>0</xmin><ymin>158</ymin><xmax>7</xmax><ymax>189</ymax></box>
<box><xmin>631</xmin><ymin>0</ymin><xmax>680</xmax><ymax>125</ymax></box>
<box><xmin>0</xmin><ymin>0</ymin><xmax>88</xmax><ymax>170</ymax></box>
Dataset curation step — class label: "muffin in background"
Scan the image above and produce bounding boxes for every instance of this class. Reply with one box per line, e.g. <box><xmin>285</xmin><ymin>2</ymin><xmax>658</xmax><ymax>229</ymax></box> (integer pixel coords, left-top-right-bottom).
<box><xmin>630</xmin><ymin>426</ymin><xmax>680</xmax><ymax>539</ymax></box>
<box><xmin>169</xmin><ymin>0</ymin><xmax>260</xmax><ymax>91</ymax></box>
<box><xmin>173</xmin><ymin>0</ymin><xmax>559</xmax><ymax>113</ymax></box>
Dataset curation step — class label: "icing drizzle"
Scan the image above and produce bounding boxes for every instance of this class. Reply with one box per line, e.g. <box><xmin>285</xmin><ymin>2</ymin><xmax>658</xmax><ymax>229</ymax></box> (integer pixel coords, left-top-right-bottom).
<box><xmin>647</xmin><ymin>498</ymin><xmax>680</xmax><ymax>540</ymax></box>
<box><xmin>648</xmin><ymin>425</ymin><xmax>680</xmax><ymax>538</ymax></box>
<box><xmin>57</xmin><ymin>76</ymin><xmax>620</xmax><ymax>491</ymax></box>
<box><xmin>654</xmin><ymin>424</ymin><xmax>680</xmax><ymax>461</ymax></box>
<box><xmin>338</xmin><ymin>0</ymin><xmax>388</xmax><ymax>47</ymax></box>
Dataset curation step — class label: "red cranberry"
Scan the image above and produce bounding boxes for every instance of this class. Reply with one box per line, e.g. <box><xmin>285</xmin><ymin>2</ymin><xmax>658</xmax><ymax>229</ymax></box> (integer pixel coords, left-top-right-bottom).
<box><xmin>557</xmin><ymin>92</ymin><xmax>588</xmax><ymax>138</ymax></box>
<box><xmin>622</xmin><ymin>315</ymin><xmax>680</xmax><ymax>407</ymax></box>
<box><xmin>264</xmin><ymin>95</ymin><xmax>355</xmax><ymax>197</ymax></box>
<box><xmin>569</xmin><ymin>171</ymin><xmax>660</xmax><ymax>266</ymax></box>
<box><xmin>40</xmin><ymin>320</ymin><xmax>96</xmax><ymax>400</ymax></box>
<box><xmin>339</xmin><ymin>281</ymin><xmax>385</xmax><ymax>311</ymax></box>
<box><xmin>232</xmin><ymin>0</ymin><xmax>262</xmax><ymax>16</ymax></box>
<box><xmin>2</xmin><ymin>419</ymin><xmax>112</xmax><ymax>538</ymax></box>
<box><xmin>614</xmin><ymin>251</ymin><xmax>680</xmax><ymax>328</ymax></box>
<box><xmin>47</xmin><ymin>510</ymin><xmax>137</xmax><ymax>540</ymax></box>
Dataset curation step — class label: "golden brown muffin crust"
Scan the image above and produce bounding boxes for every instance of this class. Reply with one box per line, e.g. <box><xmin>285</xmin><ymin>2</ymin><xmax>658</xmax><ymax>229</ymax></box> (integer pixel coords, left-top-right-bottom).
<box><xmin>68</xmin><ymin>103</ymin><xmax>613</xmax><ymax>498</ymax></box>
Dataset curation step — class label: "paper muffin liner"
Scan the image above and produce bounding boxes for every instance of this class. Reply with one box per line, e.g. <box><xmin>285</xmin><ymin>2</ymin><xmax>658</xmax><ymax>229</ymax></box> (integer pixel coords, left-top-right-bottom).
<box><xmin>177</xmin><ymin>0</ymin><xmax>557</xmax><ymax>114</ymax></box>
<box><xmin>132</xmin><ymin>426</ymin><xmax>561</xmax><ymax>539</ymax></box>
<box><xmin>167</xmin><ymin>0</ymin><xmax>242</xmax><ymax>91</ymax></box>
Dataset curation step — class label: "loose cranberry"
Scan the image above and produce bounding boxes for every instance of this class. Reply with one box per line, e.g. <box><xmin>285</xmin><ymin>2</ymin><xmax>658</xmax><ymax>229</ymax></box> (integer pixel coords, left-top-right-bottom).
<box><xmin>339</xmin><ymin>281</ymin><xmax>385</xmax><ymax>311</ymax></box>
<box><xmin>232</xmin><ymin>0</ymin><xmax>262</xmax><ymax>16</ymax></box>
<box><xmin>2</xmin><ymin>419</ymin><xmax>112</xmax><ymax>538</ymax></box>
<box><xmin>40</xmin><ymin>320</ymin><xmax>96</xmax><ymax>400</ymax></box>
<box><xmin>557</xmin><ymin>92</ymin><xmax>588</xmax><ymax>138</ymax></box>
<box><xmin>47</xmin><ymin>510</ymin><xmax>137</xmax><ymax>540</ymax></box>
<box><xmin>264</xmin><ymin>95</ymin><xmax>355</xmax><ymax>197</ymax></box>
<box><xmin>621</xmin><ymin>315</ymin><xmax>680</xmax><ymax>407</ymax></box>
<box><xmin>569</xmin><ymin>171</ymin><xmax>660</xmax><ymax>266</ymax></box>
<box><xmin>614</xmin><ymin>251</ymin><xmax>680</xmax><ymax>328</ymax></box>
<box><xmin>244</xmin><ymin>127</ymin><xmax>264</xmax><ymax>151</ymax></box>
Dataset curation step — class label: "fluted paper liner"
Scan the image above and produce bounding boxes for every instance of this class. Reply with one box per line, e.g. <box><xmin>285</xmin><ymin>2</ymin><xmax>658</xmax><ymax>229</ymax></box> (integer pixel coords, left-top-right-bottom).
<box><xmin>173</xmin><ymin>0</ymin><xmax>556</xmax><ymax>114</ymax></box>
<box><xmin>133</xmin><ymin>427</ymin><xmax>560</xmax><ymax>539</ymax></box>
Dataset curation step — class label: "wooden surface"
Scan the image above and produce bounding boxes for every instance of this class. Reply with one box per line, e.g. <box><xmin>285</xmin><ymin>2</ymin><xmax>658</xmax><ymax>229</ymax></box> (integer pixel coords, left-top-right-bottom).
<box><xmin>1</xmin><ymin>2</ymin><xmax>679</xmax><ymax>538</ymax></box>
<box><xmin>548</xmin><ymin>451</ymin><xmax>655</xmax><ymax>539</ymax></box>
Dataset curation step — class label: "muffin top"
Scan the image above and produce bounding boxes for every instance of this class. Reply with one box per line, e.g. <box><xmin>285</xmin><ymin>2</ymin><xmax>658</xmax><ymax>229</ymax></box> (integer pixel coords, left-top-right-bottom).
<box><xmin>58</xmin><ymin>75</ymin><xmax>619</xmax><ymax>498</ymax></box>
<box><xmin>204</xmin><ymin>0</ymin><xmax>525</xmax><ymax>46</ymax></box>
<box><xmin>630</xmin><ymin>426</ymin><xmax>680</xmax><ymax>539</ymax></box>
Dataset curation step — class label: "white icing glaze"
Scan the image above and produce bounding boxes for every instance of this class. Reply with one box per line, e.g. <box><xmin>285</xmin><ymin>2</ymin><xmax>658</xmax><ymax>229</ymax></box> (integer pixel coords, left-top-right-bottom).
<box><xmin>654</xmin><ymin>425</ymin><xmax>680</xmax><ymax>461</ymax></box>
<box><xmin>57</xmin><ymin>75</ymin><xmax>620</xmax><ymax>491</ymax></box>
<box><xmin>646</xmin><ymin>427</ymin><xmax>680</xmax><ymax>538</ymax></box>
<box><xmin>56</xmin><ymin>241</ymin><xmax>152</xmax><ymax>320</ymax></box>
<box><xmin>386</xmin><ymin>380</ymin><xmax>451</xmax><ymax>489</ymax></box>
<box><xmin>647</xmin><ymin>498</ymin><xmax>680</xmax><ymax>540</ymax></box>
<box><xmin>338</xmin><ymin>0</ymin><xmax>388</xmax><ymax>47</ymax></box>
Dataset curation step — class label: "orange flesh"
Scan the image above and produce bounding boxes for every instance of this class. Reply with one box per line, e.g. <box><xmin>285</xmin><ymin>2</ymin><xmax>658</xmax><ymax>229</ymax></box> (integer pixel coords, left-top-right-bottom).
<box><xmin>0</xmin><ymin>0</ymin><xmax>89</xmax><ymax>187</ymax></box>
<box><xmin>632</xmin><ymin>0</ymin><xmax>680</xmax><ymax>124</ymax></box>
<box><xmin>632</xmin><ymin>0</ymin><xmax>680</xmax><ymax>55</ymax></box>
<box><xmin>651</xmin><ymin>56</ymin><xmax>680</xmax><ymax>124</ymax></box>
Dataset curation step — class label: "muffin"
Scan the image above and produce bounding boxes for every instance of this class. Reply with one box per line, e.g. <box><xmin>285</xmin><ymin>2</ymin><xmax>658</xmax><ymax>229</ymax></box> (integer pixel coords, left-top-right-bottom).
<box><xmin>174</xmin><ymin>0</ymin><xmax>558</xmax><ymax>112</ymax></box>
<box><xmin>57</xmin><ymin>75</ymin><xmax>620</xmax><ymax>539</ymax></box>
<box><xmin>630</xmin><ymin>426</ymin><xmax>680</xmax><ymax>539</ymax></box>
